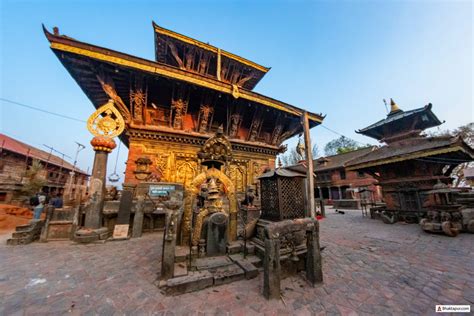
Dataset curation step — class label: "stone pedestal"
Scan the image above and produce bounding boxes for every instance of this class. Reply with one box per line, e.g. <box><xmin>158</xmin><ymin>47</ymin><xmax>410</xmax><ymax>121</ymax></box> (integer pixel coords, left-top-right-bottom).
<box><xmin>240</xmin><ymin>205</ymin><xmax>261</xmax><ymax>223</ymax></box>
<box><xmin>206</xmin><ymin>212</ymin><xmax>228</xmax><ymax>256</ymax></box>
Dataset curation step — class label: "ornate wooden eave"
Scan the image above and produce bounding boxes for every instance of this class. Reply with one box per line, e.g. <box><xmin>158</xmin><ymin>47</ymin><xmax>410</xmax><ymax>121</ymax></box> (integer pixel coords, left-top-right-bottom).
<box><xmin>43</xmin><ymin>25</ymin><xmax>324</xmax><ymax>127</ymax></box>
<box><xmin>152</xmin><ymin>21</ymin><xmax>270</xmax><ymax>73</ymax></box>
<box><xmin>127</xmin><ymin>128</ymin><xmax>284</xmax><ymax>156</ymax></box>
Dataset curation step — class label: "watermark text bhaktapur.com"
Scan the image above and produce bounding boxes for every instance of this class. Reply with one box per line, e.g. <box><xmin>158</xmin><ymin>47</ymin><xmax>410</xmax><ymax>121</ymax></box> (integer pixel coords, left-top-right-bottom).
<box><xmin>435</xmin><ymin>305</ymin><xmax>470</xmax><ymax>313</ymax></box>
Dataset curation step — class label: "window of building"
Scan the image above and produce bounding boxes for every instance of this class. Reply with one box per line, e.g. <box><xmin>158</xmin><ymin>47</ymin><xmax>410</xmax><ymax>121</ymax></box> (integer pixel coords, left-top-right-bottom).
<box><xmin>0</xmin><ymin>192</ymin><xmax>6</xmax><ymax>202</ymax></box>
<box><xmin>357</xmin><ymin>171</ymin><xmax>365</xmax><ymax>178</ymax></box>
<box><xmin>339</xmin><ymin>170</ymin><xmax>346</xmax><ymax>180</ymax></box>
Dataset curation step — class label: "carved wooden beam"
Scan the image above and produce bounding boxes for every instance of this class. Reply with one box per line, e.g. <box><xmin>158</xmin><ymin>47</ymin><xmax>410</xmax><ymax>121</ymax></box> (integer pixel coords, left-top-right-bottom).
<box><xmin>167</xmin><ymin>41</ymin><xmax>184</xmax><ymax>69</ymax></box>
<box><xmin>95</xmin><ymin>69</ymin><xmax>131</xmax><ymax>122</ymax></box>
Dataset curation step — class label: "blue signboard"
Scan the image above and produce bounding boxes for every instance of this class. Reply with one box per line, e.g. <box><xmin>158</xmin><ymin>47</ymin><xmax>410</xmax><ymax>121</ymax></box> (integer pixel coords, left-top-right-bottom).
<box><xmin>148</xmin><ymin>184</ymin><xmax>176</xmax><ymax>197</ymax></box>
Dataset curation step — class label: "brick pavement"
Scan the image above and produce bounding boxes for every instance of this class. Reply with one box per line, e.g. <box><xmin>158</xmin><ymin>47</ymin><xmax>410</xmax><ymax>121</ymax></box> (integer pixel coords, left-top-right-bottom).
<box><xmin>1</xmin><ymin>208</ymin><xmax>473</xmax><ymax>315</ymax></box>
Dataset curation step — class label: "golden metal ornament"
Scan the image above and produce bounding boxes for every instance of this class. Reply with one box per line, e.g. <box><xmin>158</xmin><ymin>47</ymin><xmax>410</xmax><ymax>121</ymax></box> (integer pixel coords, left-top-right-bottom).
<box><xmin>87</xmin><ymin>99</ymin><xmax>125</xmax><ymax>138</ymax></box>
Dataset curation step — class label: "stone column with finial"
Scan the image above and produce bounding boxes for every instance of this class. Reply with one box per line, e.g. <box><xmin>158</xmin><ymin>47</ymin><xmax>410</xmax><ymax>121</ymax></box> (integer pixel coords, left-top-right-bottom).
<box><xmin>84</xmin><ymin>99</ymin><xmax>125</xmax><ymax>229</ymax></box>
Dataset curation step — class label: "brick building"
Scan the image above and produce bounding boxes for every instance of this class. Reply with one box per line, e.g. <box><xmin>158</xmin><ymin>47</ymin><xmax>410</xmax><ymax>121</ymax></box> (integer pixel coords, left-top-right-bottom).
<box><xmin>0</xmin><ymin>133</ymin><xmax>89</xmax><ymax>204</ymax></box>
<box><xmin>287</xmin><ymin>147</ymin><xmax>382</xmax><ymax>203</ymax></box>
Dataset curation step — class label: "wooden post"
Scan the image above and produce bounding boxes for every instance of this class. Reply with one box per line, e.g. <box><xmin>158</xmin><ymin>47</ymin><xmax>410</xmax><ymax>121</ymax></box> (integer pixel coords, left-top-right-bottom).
<box><xmin>302</xmin><ymin>111</ymin><xmax>315</xmax><ymax>219</ymax></box>
<box><xmin>217</xmin><ymin>48</ymin><xmax>222</xmax><ymax>81</ymax></box>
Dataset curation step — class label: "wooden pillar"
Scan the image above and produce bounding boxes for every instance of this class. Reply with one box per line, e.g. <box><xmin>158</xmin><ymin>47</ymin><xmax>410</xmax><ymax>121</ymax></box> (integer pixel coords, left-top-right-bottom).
<box><xmin>301</xmin><ymin>111</ymin><xmax>315</xmax><ymax>218</ymax></box>
<box><xmin>338</xmin><ymin>186</ymin><xmax>342</xmax><ymax>200</ymax></box>
<box><xmin>306</xmin><ymin>222</ymin><xmax>323</xmax><ymax>285</ymax></box>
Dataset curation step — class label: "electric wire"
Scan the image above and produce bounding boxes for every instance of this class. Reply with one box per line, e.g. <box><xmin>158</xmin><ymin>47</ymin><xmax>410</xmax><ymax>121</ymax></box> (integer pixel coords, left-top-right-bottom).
<box><xmin>0</xmin><ymin>97</ymin><xmax>87</xmax><ymax>123</ymax></box>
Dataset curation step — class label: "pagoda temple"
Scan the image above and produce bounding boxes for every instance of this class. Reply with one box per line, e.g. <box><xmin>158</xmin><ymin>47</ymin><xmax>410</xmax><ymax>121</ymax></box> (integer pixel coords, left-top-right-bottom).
<box><xmin>43</xmin><ymin>22</ymin><xmax>324</xmax><ymax>193</ymax></box>
<box><xmin>347</xmin><ymin>99</ymin><xmax>474</xmax><ymax>215</ymax></box>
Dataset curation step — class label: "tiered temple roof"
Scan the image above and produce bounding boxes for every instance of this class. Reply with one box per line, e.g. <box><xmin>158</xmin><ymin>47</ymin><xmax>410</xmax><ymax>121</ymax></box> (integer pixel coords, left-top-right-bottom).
<box><xmin>43</xmin><ymin>23</ymin><xmax>324</xmax><ymax>152</ymax></box>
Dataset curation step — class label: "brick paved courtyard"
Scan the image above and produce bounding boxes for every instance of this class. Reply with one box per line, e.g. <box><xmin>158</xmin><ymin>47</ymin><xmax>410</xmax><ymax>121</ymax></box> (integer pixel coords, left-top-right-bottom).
<box><xmin>1</xmin><ymin>208</ymin><xmax>473</xmax><ymax>315</ymax></box>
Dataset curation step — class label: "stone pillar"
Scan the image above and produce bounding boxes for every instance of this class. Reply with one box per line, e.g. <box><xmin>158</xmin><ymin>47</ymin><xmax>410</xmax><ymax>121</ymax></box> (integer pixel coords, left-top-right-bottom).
<box><xmin>306</xmin><ymin>221</ymin><xmax>323</xmax><ymax>285</ymax></box>
<box><xmin>263</xmin><ymin>238</ymin><xmax>281</xmax><ymax>300</ymax></box>
<box><xmin>338</xmin><ymin>186</ymin><xmax>342</xmax><ymax>200</ymax></box>
<box><xmin>84</xmin><ymin>136</ymin><xmax>116</xmax><ymax>229</ymax></box>
<box><xmin>132</xmin><ymin>196</ymin><xmax>145</xmax><ymax>238</ymax></box>
<box><xmin>328</xmin><ymin>187</ymin><xmax>332</xmax><ymax>200</ymax></box>
<box><xmin>161</xmin><ymin>209</ymin><xmax>179</xmax><ymax>281</ymax></box>
<box><xmin>318</xmin><ymin>187</ymin><xmax>322</xmax><ymax>199</ymax></box>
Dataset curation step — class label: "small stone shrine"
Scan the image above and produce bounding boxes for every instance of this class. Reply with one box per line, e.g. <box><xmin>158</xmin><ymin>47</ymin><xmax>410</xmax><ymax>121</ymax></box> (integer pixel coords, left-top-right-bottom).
<box><xmin>256</xmin><ymin>168</ymin><xmax>323</xmax><ymax>299</ymax></box>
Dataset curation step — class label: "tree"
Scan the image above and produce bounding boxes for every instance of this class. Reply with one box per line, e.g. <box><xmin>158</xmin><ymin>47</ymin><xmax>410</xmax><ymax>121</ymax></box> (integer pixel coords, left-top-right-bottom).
<box><xmin>427</xmin><ymin>123</ymin><xmax>473</xmax><ymax>187</ymax></box>
<box><xmin>324</xmin><ymin>136</ymin><xmax>361</xmax><ymax>156</ymax></box>
<box><xmin>18</xmin><ymin>159</ymin><xmax>46</xmax><ymax>198</ymax></box>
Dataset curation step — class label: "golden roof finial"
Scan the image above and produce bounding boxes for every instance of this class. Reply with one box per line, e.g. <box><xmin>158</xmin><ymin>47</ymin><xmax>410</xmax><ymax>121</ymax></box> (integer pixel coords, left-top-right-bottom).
<box><xmin>389</xmin><ymin>98</ymin><xmax>401</xmax><ymax>113</ymax></box>
<box><xmin>87</xmin><ymin>99</ymin><xmax>125</xmax><ymax>138</ymax></box>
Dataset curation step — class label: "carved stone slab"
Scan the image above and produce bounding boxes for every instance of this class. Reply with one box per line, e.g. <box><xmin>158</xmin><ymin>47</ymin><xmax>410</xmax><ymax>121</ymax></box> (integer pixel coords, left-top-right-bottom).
<box><xmin>117</xmin><ymin>190</ymin><xmax>133</xmax><ymax>225</ymax></box>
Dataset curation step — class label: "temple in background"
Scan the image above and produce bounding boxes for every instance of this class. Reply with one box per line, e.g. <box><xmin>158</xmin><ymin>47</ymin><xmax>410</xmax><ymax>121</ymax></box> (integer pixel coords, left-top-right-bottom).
<box><xmin>347</xmin><ymin>99</ymin><xmax>473</xmax><ymax>214</ymax></box>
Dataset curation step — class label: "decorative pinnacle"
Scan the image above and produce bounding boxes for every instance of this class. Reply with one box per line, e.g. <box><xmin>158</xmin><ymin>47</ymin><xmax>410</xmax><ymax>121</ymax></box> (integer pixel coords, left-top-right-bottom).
<box><xmin>389</xmin><ymin>98</ymin><xmax>401</xmax><ymax>113</ymax></box>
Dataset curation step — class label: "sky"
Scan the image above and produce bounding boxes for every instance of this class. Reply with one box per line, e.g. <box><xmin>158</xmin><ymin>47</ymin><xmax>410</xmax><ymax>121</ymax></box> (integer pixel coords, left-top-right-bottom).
<box><xmin>0</xmin><ymin>0</ymin><xmax>472</xmax><ymax>182</ymax></box>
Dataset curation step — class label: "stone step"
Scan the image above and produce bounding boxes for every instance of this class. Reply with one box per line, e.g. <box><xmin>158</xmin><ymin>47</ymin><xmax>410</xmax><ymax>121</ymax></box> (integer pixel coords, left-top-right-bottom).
<box><xmin>7</xmin><ymin>235</ymin><xmax>36</xmax><ymax>245</ymax></box>
<box><xmin>194</xmin><ymin>256</ymin><xmax>233</xmax><ymax>271</ymax></box>
<box><xmin>175</xmin><ymin>246</ymin><xmax>190</xmax><ymax>263</ymax></box>
<box><xmin>173</xmin><ymin>262</ymin><xmax>188</xmax><ymax>278</ymax></box>
<box><xmin>164</xmin><ymin>270</ymin><xmax>214</xmax><ymax>296</ymax></box>
<box><xmin>229</xmin><ymin>253</ymin><xmax>262</xmax><ymax>268</ymax></box>
<box><xmin>213</xmin><ymin>264</ymin><xmax>245</xmax><ymax>286</ymax></box>
<box><xmin>234</xmin><ymin>258</ymin><xmax>259</xmax><ymax>279</ymax></box>
<box><xmin>12</xmin><ymin>231</ymin><xmax>31</xmax><ymax>239</ymax></box>
<box><xmin>15</xmin><ymin>224</ymin><xmax>32</xmax><ymax>232</ymax></box>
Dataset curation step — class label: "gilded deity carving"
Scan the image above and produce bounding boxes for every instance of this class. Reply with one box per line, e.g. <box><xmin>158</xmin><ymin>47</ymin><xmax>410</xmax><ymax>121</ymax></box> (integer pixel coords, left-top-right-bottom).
<box><xmin>130</xmin><ymin>87</ymin><xmax>146</xmax><ymax>123</ymax></box>
<box><xmin>176</xmin><ymin>159</ymin><xmax>197</xmax><ymax>187</ymax></box>
<box><xmin>248</xmin><ymin>118</ymin><xmax>262</xmax><ymax>142</ymax></box>
<box><xmin>154</xmin><ymin>154</ymin><xmax>169</xmax><ymax>182</ymax></box>
<box><xmin>229</xmin><ymin>114</ymin><xmax>241</xmax><ymax>138</ymax></box>
<box><xmin>271</xmin><ymin>124</ymin><xmax>283</xmax><ymax>145</ymax></box>
<box><xmin>172</xmin><ymin>99</ymin><xmax>186</xmax><ymax>129</ymax></box>
<box><xmin>198</xmin><ymin>105</ymin><xmax>213</xmax><ymax>133</ymax></box>
<box><xmin>191</xmin><ymin>177</ymin><xmax>225</xmax><ymax>246</ymax></box>
<box><xmin>230</xmin><ymin>164</ymin><xmax>246</xmax><ymax>192</ymax></box>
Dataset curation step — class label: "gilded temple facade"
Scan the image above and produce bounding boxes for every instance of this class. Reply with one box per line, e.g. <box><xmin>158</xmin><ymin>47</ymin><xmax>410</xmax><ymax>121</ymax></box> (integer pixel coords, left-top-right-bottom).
<box><xmin>44</xmin><ymin>22</ymin><xmax>324</xmax><ymax>193</ymax></box>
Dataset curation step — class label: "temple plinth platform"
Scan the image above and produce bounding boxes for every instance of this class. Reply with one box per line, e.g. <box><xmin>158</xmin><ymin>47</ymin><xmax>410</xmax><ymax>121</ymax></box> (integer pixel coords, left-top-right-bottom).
<box><xmin>159</xmin><ymin>243</ymin><xmax>260</xmax><ymax>295</ymax></box>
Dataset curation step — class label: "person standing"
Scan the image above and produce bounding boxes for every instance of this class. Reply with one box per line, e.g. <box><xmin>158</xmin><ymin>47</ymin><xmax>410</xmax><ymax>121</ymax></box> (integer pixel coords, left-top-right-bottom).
<box><xmin>33</xmin><ymin>195</ymin><xmax>46</xmax><ymax>220</ymax></box>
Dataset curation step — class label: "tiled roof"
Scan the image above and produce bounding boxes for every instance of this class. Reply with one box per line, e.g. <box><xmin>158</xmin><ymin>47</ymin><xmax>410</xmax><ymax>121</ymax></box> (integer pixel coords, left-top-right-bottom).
<box><xmin>356</xmin><ymin>104</ymin><xmax>443</xmax><ymax>140</ymax></box>
<box><xmin>283</xmin><ymin>146</ymin><xmax>377</xmax><ymax>174</ymax></box>
<box><xmin>0</xmin><ymin>133</ymin><xmax>88</xmax><ymax>175</ymax></box>
<box><xmin>346</xmin><ymin>136</ymin><xmax>474</xmax><ymax>169</ymax></box>
<box><xmin>312</xmin><ymin>147</ymin><xmax>377</xmax><ymax>171</ymax></box>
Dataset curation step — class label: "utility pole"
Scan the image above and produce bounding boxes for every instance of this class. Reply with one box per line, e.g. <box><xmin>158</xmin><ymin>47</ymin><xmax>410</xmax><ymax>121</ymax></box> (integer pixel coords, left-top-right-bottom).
<box><xmin>301</xmin><ymin>111</ymin><xmax>316</xmax><ymax>219</ymax></box>
<box><xmin>65</xmin><ymin>142</ymin><xmax>85</xmax><ymax>204</ymax></box>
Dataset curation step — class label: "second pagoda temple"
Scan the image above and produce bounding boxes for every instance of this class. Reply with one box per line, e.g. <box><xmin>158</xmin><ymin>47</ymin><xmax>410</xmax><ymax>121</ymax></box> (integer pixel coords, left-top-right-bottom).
<box><xmin>44</xmin><ymin>22</ymin><xmax>324</xmax><ymax>192</ymax></box>
<box><xmin>347</xmin><ymin>99</ymin><xmax>473</xmax><ymax>216</ymax></box>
